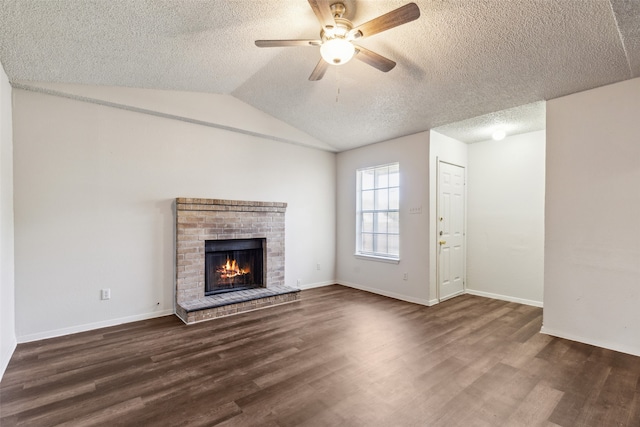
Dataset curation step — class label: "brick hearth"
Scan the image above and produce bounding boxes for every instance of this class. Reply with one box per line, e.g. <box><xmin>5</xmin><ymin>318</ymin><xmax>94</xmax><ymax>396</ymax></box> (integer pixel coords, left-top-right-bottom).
<box><xmin>175</xmin><ymin>198</ymin><xmax>299</xmax><ymax>324</ymax></box>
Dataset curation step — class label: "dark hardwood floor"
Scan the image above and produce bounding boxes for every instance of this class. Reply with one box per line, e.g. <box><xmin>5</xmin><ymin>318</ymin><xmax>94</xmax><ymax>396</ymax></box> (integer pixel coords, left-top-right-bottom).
<box><xmin>1</xmin><ymin>285</ymin><xmax>639</xmax><ymax>426</ymax></box>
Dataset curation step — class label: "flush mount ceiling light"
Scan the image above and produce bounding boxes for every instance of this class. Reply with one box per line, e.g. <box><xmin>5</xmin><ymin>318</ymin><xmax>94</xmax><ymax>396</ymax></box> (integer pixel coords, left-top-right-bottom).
<box><xmin>255</xmin><ymin>1</ymin><xmax>420</xmax><ymax>81</ymax></box>
<box><xmin>492</xmin><ymin>129</ymin><xmax>506</xmax><ymax>140</ymax></box>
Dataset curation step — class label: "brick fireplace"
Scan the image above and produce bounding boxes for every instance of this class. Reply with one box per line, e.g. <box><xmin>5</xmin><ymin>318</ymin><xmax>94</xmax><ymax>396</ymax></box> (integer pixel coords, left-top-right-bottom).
<box><xmin>175</xmin><ymin>198</ymin><xmax>299</xmax><ymax>324</ymax></box>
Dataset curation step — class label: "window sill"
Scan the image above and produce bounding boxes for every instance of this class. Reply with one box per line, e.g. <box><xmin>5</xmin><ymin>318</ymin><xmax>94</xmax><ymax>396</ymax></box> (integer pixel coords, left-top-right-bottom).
<box><xmin>354</xmin><ymin>254</ymin><xmax>400</xmax><ymax>264</ymax></box>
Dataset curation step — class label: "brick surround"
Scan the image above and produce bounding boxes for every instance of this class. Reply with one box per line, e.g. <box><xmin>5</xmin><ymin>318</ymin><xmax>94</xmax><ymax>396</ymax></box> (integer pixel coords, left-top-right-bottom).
<box><xmin>175</xmin><ymin>198</ymin><xmax>297</xmax><ymax>324</ymax></box>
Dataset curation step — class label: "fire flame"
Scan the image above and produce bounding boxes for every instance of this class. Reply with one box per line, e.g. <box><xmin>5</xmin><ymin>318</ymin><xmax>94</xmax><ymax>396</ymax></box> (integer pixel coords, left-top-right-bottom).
<box><xmin>216</xmin><ymin>258</ymin><xmax>250</xmax><ymax>279</ymax></box>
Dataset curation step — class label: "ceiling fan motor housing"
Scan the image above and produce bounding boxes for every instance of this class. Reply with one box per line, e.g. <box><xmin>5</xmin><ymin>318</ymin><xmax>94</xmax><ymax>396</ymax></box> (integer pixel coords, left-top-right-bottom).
<box><xmin>320</xmin><ymin>17</ymin><xmax>353</xmax><ymax>41</ymax></box>
<box><xmin>320</xmin><ymin>6</ymin><xmax>356</xmax><ymax>66</ymax></box>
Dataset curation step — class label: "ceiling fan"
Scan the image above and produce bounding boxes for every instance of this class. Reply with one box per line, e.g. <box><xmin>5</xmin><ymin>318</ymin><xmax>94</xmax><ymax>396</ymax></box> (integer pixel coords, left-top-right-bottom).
<box><xmin>255</xmin><ymin>1</ymin><xmax>420</xmax><ymax>81</ymax></box>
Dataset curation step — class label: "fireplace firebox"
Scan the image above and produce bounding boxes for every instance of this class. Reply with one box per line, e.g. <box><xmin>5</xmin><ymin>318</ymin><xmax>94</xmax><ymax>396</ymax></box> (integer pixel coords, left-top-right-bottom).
<box><xmin>204</xmin><ymin>238</ymin><xmax>265</xmax><ymax>295</ymax></box>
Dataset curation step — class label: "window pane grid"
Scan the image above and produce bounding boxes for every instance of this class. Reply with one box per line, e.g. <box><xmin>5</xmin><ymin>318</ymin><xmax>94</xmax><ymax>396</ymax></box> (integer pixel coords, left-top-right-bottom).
<box><xmin>356</xmin><ymin>163</ymin><xmax>400</xmax><ymax>259</ymax></box>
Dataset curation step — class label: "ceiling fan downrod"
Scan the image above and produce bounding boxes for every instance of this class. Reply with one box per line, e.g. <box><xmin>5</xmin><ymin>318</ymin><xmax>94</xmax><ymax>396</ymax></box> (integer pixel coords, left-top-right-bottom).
<box><xmin>330</xmin><ymin>3</ymin><xmax>346</xmax><ymax>19</ymax></box>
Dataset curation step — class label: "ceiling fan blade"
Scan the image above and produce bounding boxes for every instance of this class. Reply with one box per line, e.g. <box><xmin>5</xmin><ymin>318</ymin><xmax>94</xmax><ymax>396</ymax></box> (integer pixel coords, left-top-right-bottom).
<box><xmin>255</xmin><ymin>40</ymin><xmax>321</xmax><ymax>47</ymax></box>
<box><xmin>308</xmin><ymin>0</ymin><xmax>336</xmax><ymax>30</ymax></box>
<box><xmin>309</xmin><ymin>59</ymin><xmax>329</xmax><ymax>81</ymax></box>
<box><xmin>352</xmin><ymin>3</ymin><xmax>420</xmax><ymax>39</ymax></box>
<box><xmin>354</xmin><ymin>46</ymin><xmax>396</xmax><ymax>72</ymax></box>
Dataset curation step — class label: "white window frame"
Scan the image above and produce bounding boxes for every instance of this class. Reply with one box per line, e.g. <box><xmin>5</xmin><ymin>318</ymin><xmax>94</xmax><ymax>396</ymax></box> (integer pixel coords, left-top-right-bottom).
<box><xmin>355</xmin><ymin>162</ymin><xmax>400</xmax><ymax>263</ymax></box>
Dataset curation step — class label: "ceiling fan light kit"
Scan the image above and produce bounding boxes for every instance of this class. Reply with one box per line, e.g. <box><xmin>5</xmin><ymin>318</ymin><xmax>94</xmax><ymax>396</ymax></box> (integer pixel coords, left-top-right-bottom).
<box><xmin>320</xmin><ymin>38</ymin><xmax>355</xmax><ymax>64</ymax></box>
<box><xmin>255</xmin><ymin>1</ymin><xmax>420</xmax><ymax>81</ymax></box>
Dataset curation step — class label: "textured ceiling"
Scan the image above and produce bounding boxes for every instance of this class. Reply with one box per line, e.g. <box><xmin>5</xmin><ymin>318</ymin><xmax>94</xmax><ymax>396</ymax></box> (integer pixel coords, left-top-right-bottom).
<box><xmin>433</xmin><ymin>101</ymin><xmax>546</xmax><ymax>144</ymax></box>
<box><xmin>0</xmin><ymin>0</ymin><xmax>638</xmax><ymax>151</ymax></box>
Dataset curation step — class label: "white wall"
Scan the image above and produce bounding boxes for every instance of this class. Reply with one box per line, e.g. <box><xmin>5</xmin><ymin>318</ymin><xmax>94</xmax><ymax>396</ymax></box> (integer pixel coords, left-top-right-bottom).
<box><xmin>14</xmin><ymin>81</ymin><xmax>335</xmax><ymax>152</ymax></box>
<box><xmin>13</xmin><ymin>86</ymin><xmax>336</xmax><ymax>342</ymax></box>
<box><xmin>0</xmin><ymin>64</ymin><xmax>16</xmax><ymax>378</ymax></box>
<box><xmin>544</xmin><ymin>77</ymin><xmax>640</xmax><ymax>356</ymax></box>
<box><xmin>466</xmin><ymin>130</ymin><xmax>545</xmax><ymax>306</ymax></box>
<box><xmin>335</xmin><ymin>132</ymin><xmax>431</xmax><ymax>305</ymax></box>
<box><xmin>429</xmin><ymin>131</ymin><xmax>468</xmax><ymax>303</ymax></box>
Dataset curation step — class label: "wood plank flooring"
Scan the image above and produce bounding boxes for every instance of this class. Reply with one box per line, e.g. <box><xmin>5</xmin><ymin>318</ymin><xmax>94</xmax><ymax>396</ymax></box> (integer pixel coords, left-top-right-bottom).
<box><xmin>1</xmin><ymin>285</ymin><xmax>639</xmax><ymax>426</ymax></box>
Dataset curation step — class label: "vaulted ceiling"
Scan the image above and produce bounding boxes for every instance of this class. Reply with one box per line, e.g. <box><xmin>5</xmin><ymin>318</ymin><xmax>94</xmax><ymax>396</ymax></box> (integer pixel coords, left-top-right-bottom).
<box><xmin>0</xmin><ymin>0</ymin><xmax>638</xmax><ymax>151</ymax></box>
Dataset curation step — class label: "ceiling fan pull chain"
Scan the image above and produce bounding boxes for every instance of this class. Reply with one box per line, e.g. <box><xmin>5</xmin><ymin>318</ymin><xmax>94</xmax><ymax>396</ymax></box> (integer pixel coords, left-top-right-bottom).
<box><xmin>335</xmin><ymin>67</ymin><xmax>341</xmax><ymax>103</ymax></box>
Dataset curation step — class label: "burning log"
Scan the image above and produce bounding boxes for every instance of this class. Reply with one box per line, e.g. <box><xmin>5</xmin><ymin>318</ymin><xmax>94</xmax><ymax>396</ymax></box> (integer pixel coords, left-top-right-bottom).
<box><xmin>216</xmin><ymin>258</ymin><xmax>250</xmax><ymax>279</ymax></box>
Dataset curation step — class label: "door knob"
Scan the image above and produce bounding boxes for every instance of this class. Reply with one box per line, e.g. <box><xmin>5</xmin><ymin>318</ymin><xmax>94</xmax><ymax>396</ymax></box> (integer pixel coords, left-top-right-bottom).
<box><xmin>439</xmin><ymin>240</ymin><xmax>446</xmax><ymax>245</ymax></box>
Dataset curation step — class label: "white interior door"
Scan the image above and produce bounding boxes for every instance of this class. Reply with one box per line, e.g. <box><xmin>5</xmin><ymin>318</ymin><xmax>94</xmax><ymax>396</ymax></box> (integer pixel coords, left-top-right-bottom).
<box><xmin>437</xmin><ymin>161</ymin><xmax>465</xmax><ymax>301</ymax></box>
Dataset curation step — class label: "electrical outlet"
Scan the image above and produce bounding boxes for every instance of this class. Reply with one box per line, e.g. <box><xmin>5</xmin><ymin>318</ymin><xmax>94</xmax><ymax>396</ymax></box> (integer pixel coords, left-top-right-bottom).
<box><xmin>296</xmin><ymin>279</ymin><xmax>301</xmax><ymax>287</ymax></box>
<box><xmin>101</xmin><ymin>288</ymin><xmax>111</xmax><ymax>300</ymax></box>
<box><xmin>403</xmin><ymin>273</ymin><xmax>408</xmax><ymax>281</ymax></box>
<box><xmin>316</xmin><ymin>263</ymin><xmax>321</xmax><ymax>270</ymax></box>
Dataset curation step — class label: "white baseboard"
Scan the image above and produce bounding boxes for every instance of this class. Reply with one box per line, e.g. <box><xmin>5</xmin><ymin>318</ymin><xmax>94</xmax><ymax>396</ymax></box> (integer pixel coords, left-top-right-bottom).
<box><xmin>336</xmin><ymin>280</ymin><xmax>432</xmax><ymax>306</ymax></box>
<box><xmin>540</xmin><ymin>326</ymin><xmax>640</xmax><ymax>357</ymax></box>
<box><xmin>298</xmin><ymin>280</ymin><xmax>335</xmax><ymax>290</ymax></box>
<box><xmin>465</xmin><ymin>289</ymin><xmax>543</xmax><ymax>308</ymax></box>
<box><xmin>17</xmin><ymin>309</ymin><xmax>174</xmax><ymax>344</ymax></box>
<box><xmin>1</xmin><ymin>336</ymin><xmax>17</xmax><ymax>380</ymax></box>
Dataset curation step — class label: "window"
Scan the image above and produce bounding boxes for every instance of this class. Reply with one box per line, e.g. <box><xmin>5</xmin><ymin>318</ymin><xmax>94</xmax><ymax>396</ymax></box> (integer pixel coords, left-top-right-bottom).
<box><xmin>356</xmin><ymin>163</ymin><xmax>400</xmax><ymax>260</ymax></box>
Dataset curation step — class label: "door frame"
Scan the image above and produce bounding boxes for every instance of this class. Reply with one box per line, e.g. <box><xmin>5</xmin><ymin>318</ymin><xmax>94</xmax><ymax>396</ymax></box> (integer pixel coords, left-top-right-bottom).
<box><xmin>436</xmin><ymin>159</ymin><xmax>467</xmax><ymax>302</ymax></box>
